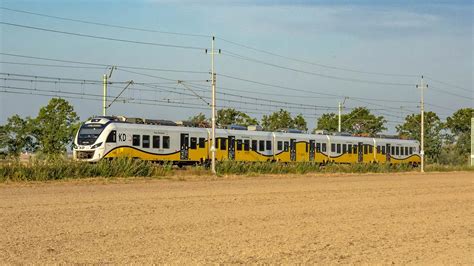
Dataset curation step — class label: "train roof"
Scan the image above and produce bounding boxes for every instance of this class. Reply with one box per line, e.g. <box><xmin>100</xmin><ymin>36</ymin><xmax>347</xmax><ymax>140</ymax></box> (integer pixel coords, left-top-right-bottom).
<box><xmin>85</xmin><ymin>116</ymin><xmax>418</xmax><ymax>143</ymax></box>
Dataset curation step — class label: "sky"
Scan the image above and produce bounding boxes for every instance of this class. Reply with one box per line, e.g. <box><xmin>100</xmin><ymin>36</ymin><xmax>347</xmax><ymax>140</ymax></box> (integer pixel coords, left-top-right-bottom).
<box><xmin>0</xmin><ymin>0</ymin><xmax>472</xmax><ymax>133</ymax></box>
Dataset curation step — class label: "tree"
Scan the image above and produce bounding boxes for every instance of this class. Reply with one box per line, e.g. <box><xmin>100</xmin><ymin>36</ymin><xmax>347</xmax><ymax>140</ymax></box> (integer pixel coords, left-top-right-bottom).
<box><xmin>1</xmin><ymin>115</ymin><xmax>37</xmax><ymax>158</ymax></box>
<box><xmin>293</xmin><ymin>114</ymin><xmax>308</xmax><ymax>131</ymax></box>
<box><xmin>188</xmin><ymin>113</ymin><xmax>209</xmax><ymax>127</ymax></box>
<box><xmin>344</xmin><ymin>107</ymin><xmax>386</xmax><ymax>136</ymax></box>
<box><xmin>396</xmin><ymin>111</ymin><xmax>443</xmax><ymax>163</ymax></box>
<box><xmin>261</xmin><ymin>109</ymin><xmax>307</xmax><ymax>131</ymax></box>
<box><xmin>315</xmin><ymin>107</ymin><xmax>386</xmax><ymax>136</ymax></box>
<box><xmin>217</xmin><ymin>108</ymin><xmax>258</xmax><ymax>127</ymax></box>
<box><xmin>31</xmin><ymin>98</ymin><xmax>80</xmax><ymax>156</ymax></box>
<box><xmin>315</xmin><ymin>113</ymin><xmax>338</xmax><ymax>133</ymax></box>
<box><xmin>445</xmin><ymin>108</ymin><xmax>473</xmax><ymax>157</ymax></box>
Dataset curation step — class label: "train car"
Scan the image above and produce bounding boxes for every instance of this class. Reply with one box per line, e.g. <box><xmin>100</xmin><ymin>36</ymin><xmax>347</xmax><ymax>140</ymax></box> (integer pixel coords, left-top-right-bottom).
<box><xmin>73</xmin><ymin>116</ymin><xmax>421</xmax><ymax>167</ymax></box>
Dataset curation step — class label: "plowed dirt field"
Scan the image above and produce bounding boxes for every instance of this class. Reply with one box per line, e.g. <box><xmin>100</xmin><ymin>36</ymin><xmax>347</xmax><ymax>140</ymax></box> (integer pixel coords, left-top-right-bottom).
<box><xmin>0</xmin><ymin>172</ymin><xmax>472</xmax><ymax>264</ymax></box>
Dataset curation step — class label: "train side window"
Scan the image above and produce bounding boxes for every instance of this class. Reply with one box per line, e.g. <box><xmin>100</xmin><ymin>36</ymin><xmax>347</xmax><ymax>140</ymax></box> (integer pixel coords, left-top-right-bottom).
<box><xmin>277</xmin><ymin>141</ymin><xmax>283</xmax><ymax>150</ymax></box>
<box><xmin>363</xmin><ymin>145</ymin><xmax>368</xmax><ymax>154</ymax></box>
<box><xmin>163</xmin><ymin>136</ymin><xmax>170</xmax><ymax>149</ymax></box>
<box><xmin>381</xmin><ymin>146</ymin><xmax>386</xmax><ymax>155</ymax></box>
<box><xmin>215</xmin><ymin>138</ymin><xmax>219</xmax><ymax>149</ymax></box>
<box><xmin>142</xmin><ymin>135</ymin><xmax>150</xmax><ymax>148</ymax></box>
<box><xmin>284</xmin><ymin>141</ymin><xmax>289</xmax><ymax>152</ymax></box>
<box><xmin>106</xmin><ymin>130</ymin><xmax>116</xmax><ymax>143</ymax></box>
<box><xmin>251</xmin><ymin>140</ymin><xmax>257</xmax><ymax>151</ymax></box>
<box><xmin>336</xmin><ymin>144</ymin><xmax>341</xmax><ymax>153</ymax></box>
<box><xmin>391</xmin><ymin>146</ymin><xmax>395</xmax><ymax>155</ymax></box>
<box><xmin>400</xmin><ymin>146</ymin><xmax>404</xmax><ymax>155</ymax></box>
<box><xmin>244</xmin><ymin>140</ymin><xmax>250</xmax><ymax>151</ymax></box>
<box><xmin>237</xmin><ymin>139</ymin><xmax>242</xmax><ymax>151</ymax></box>
<box><xmin>259</xmin><ymin>140</ymin><xmax>265</xmax><ymax>151</ymax></box>
<box><xmin>199</xmin><ymin>138</ymin><xmax>205</xmax><ymax>148</ymax></box>
<box><xmin>152</xmin><ymin>136</ymin><xmax>160</xmax><ymax>148</ymax></box>
<box><xmin>132</xmin><ymin>135</ymin><xmax>140</xmax><ymax>146</ymax></box>
<box><xmin>376</xmin><ymin>145</ymin><xmax>380</xmax><ymax>153</ymax></box>
<box><xmin>266</xmin><ymin>140</ymin><xmax>272</xmax><ymax>151</ymax></box>
<box><xmin>220</xmin><ymin>138</ymin><xmax>226</xmax><ymax>150</ymax></box>
<box><xmin>369</xmin><ymin>145</ymin><xmax>373</xmax><ymax>153</ymax></box>
<box><xmin>353</xmin><ymin>145</ymin><xmax>357</xmax><ymax>154</ymax></box>
<box><xmin>396</xmin><ymin>147</ymin><xmax>400</xmax><ymax>155</ymax></box>
<box><xmin>405</xmin><ymin>147</ymin><xmax>409</xmax><ymax>155</ymax></box>
<box><xmin>316</xmin><ymin>143</ymin><xmax>321</xmax><ymax>152</ymax></box>
<box><xmin>409</xmin><ymin>147</ymin><xmax>413</xmax><ymax>155</ymax></box>
<box><xmin>348</xmin><ymin>144</ymin><xmax>352</xmax><ymax>154</ymax></box>
<box><xmin>342</xmin><ymin>144</ymin><xmax>347</xmax><ymax>154</ymax></box>
<box><xmin>331</xmin><ymin>143</ymin><xmax>336</xmax><ymax>152</ymax></box>
<box><xmin>322</xmin><ymin>143</ymin><xmax>327</xmax><ymax>152</ymax></box>
<box><xmin>305</xmin><ymin>143</ymin><xmax>308</xmax><ymax>152</ymax></box>
<box><xmin>190</xmin><ymin>137</ymin><xmax>197</xmax><ymax>149</ymax></box>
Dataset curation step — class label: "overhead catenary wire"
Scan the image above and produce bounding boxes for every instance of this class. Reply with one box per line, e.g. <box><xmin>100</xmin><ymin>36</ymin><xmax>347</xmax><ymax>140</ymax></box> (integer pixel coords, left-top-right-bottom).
<box><xmin>0</xmin><ymin>21</ymin><xmax>206</xmax><ymax>50</ymax></box>
<box><xmin>424</xmin><ymin>76</ymin><xmax>472</xmax><ymax>93</ymax></box>
<box><xmin>0</xmin><ymin>7</ymin><xmax>211</xmax><ymax>38</ymax></box>
<box><xmin>217</xmin><ymin>37</ymin><xmax>418</xmax><ymax>78</ymax></box>
<box><xmin>0</xmin><ymin>52</ymin><xmax>208</xmax><ymax>74</ymax></box>
<box><xmin>222</xmin><ymin>50</ymin><xmax>415</xmax><ymax>86</ymax></box>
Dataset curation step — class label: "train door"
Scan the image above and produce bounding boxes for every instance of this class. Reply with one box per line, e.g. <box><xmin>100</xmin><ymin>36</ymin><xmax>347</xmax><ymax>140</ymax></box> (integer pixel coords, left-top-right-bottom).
<box><xmin>309</xmin><ymin>140</ymin><xmax>315</xmax><ymax>161</ymax></box>
<box><xmin>357</xmin><ymin>142</ymin><xmax>363</xmax><ymax>163</ymax></box>
<box><xmin>180</xmin><ymin>133</ymin><xmax>189</xmax><ymax>160</ymax></box>
<box><xmin>386</xmin><ymin>144</ymin><xmax>391</xmax><ymax>162</ymax></box>
<box><xmin>228</xmin><ymin>136</ymin><xmax>235</xmax><ymax>160</ymax></box>
<box><xmin>290</xmin><ymin>139</ymin><xmax>296</xmax><ymax>161</ymax></box>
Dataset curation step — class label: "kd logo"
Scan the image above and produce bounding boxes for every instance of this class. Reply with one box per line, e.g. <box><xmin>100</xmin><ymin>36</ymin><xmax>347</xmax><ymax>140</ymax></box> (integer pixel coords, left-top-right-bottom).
<box><xmin>118</xmin><ymin>133</ymin><xmax>127</xmax><ymax>142</ymax></box>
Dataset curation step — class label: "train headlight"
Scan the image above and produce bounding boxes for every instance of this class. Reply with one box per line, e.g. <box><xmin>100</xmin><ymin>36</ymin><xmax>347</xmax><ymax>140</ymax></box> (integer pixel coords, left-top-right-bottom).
<box><xmin>91</xmin><ymin>142</ymin><xmax>103</xmax><ymax>149</ymax></box>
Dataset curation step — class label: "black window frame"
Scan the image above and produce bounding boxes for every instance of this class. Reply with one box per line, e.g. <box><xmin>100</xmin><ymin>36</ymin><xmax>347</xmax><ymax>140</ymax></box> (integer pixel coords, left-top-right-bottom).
<box><xmin>322</xmin><ymin>143</ymin><xmax>327</xmax><ymax>152</ymax></box>
<box><xmin>199</xmin><ymin>137</ymin><xmax>206</xmax><ymax>148</ymax></box>
<box><xmin>190</xmin><ymin>137</ymin><xmax>197</xmax><ymax>149</ymax></box>
<box><xmin>316</xmin><ymin>143</ymin><xmax>321</xmax><ymax>152</ymax></box>
<box><xmin>152</xmin><ymin>135</ymin><xmax>160</xmax><ymax>149</ymax></box>
<box><xmin>259</xmin><ymin>140</ymin><xmax>265</xmax><ymax>152</ymax></box>
<box><xmin>342</xmin><ymin>144</ymin><xmax>347</xmax><ymax>154</ymax></box>
<box><xmin>142</xmin><ymin>135</ymin><xmax>150</xmax><ymax>148</ymax></box>
<box><xmin>348</xmin><ymin>144</ymin><xmax>352</xmax><ymax>154</ymax></box>
<box><xmin>266</xmin><ymin>140</ymin><xmax>272</xmax><ymax>151</ymax></box>
<box><xmin>236</xmin><ymin>139</ymin><xmax>243</xmax><ymax>151</ymax></box>
<box><xmin>369</xmin><ymin>145</ymin><xmax>373</xmax><ymax>154</ymax></box>
<box><xmin>244</xmin><ymin>140</ymin><xmax>250</xmax><ymax>151</ymax></box>
<box><xmin>106</xmin><ymin>130</ymin><xmax>116</xmax><ymax>143</ymax></box>
<box><xmin>132</xmin><ymin>134</ymin><xmax>140</xmax><ymax>147</ymax></box>
<box><xmin>336</xmin><ymin>144</ymin><xmax>341</xmax><ymax>153</ymax></box>
<box><xmin>381</xmin><ymin>146</ymin><xmax>386</xmax><ymax>155</ymax></box>
<box><xmin>252</xmin><ymin>140</ymin><xmax>258</xmax><ymax>151</ymax></box>
<box><xmin>163</xmin><ymin>136</ymin><xmax>170</xmax><ymax>149</ymax></box>
<box><xmin>220</xmin><ymin>138</ymin><xmax>226</xmax><ymax>150</ymax></box>
<box><xmin>331</xmin><ymin>143</ymin><xmax>336</xmax><ymax>152</ymax></box>
<box><xmin>409</xmin><ymin>147</ymin><xmax>413</xmax><ymax>155</ymax></box>
<box><xmin>277</xmin><ymin>141</ymin><xmax>283</xmax><ymax>151</ymax></box>
<box><xmin>284</xmin><ymin>141</ymin><xmax>289</xmax><ymax>152</ymax></box>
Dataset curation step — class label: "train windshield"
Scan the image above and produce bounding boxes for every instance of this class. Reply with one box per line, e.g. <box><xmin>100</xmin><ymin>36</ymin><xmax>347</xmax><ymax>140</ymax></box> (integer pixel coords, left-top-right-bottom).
<box><xmin>77</xmin><ymin>123</ymin><xmax>105</xmax><ymax>145</ymax></box>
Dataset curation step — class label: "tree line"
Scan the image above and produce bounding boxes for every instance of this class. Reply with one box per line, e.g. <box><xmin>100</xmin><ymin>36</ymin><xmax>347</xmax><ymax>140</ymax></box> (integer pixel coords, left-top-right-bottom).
<box><xmin>0</xmin><ymin>98</ymin><xmax>471</xmax><ymax>164</ymax></box>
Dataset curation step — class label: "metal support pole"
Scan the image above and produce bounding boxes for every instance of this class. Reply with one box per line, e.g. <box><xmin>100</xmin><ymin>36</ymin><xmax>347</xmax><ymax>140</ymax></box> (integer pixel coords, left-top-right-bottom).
<box><xmin>417</xmin><ymin>76</ymin><xmax>427</xmax><ymax>173</ymax></box>
<box><xmin>210</xmin><ymin>37</ymin><xmax>217</xmax><ymax>174</ymax></box>
<box><xmin>338</xmin><ymin>102</ymin><xmax>342</xmax><ymax>133</ymax></box>
<box><xmin>102</xmin><ymin>74</ymin><xmax>107</xmax><ymax>116</ymax></box>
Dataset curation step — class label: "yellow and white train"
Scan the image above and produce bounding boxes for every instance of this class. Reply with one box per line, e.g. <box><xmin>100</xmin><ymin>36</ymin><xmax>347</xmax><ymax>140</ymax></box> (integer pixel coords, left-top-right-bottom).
<box><xmin>73</xmin><ymin>116</ymin><xmax>421</xmax><ymax>166</ymax></box>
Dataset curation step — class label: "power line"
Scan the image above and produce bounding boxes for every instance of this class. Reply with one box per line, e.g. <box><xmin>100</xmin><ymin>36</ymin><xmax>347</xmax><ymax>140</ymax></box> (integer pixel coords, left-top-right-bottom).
<box><xmin>0</xmin><ymin>21</ymin><xmax>206</xmax><ymax>51</ymax></box>
<box><xmin>218</xmin><ymin>37</ymin><xmax>418</xmax><ymax>78</ymax></box>
<box><xmin>0</xmin><ymin>52</ymin><xmax>208</xmax><ymax>74</ymax></box>
<box><xmin>424</xmin><ymin>76</ymin><xmax>471</xmax><ymax>93</ymax></box>
<box><xmin>222</xmin><ymin>51</ymin><xmax>414</xmax><ymax>86</ymax></box>
<box><xmin>429</xmin><ymin>85</ymin><xmax>473</xmax><ymax>100</ymax></box>
<box><xmin>0</xmin><ymin>6</ymin><xmax>211</xmax><ymax>38</ymax></box>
